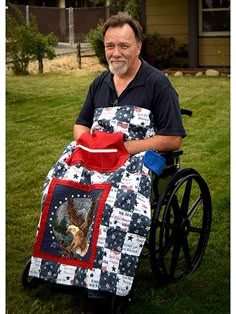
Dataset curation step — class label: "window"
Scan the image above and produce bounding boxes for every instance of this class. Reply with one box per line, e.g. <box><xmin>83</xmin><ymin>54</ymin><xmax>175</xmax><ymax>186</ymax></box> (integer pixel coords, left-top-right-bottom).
<box><xmin>199</xmin><ymin>0</ymin><xmax>230</xmax><ymax>36</ymax></box>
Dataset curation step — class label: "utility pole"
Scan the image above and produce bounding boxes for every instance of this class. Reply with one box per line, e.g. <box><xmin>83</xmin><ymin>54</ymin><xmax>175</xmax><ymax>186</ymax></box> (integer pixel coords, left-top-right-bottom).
<box><xmin>59</xmin><ymin>0</ymin><xmax>66</xmax><ymax>42</ymax></box>
<box><xmin>105</xmin><ymin>0</ymin><xmax>110</xmax><ymax>20</ymax></box>
<box><xmin>26</xmin><ymin>5</ymin><xmax>29</xmax><ymax>26</ymax></box>
<box><xmin>68</xmin><ymin>7</ymin><xmax>74</xmax><ymax>46</ymax></box>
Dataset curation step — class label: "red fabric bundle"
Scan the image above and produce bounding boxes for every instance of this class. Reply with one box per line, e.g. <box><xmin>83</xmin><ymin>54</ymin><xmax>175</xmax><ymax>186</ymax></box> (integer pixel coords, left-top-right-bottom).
<box><xmin>65</xmin><ymin>131</ymin><xmax>130</xmax><ymax>172</ymax></box>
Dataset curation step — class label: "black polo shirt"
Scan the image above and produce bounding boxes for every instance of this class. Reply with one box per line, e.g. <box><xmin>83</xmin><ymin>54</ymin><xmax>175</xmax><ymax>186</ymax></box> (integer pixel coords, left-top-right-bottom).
<box><xmin>75</xmin><ymin>59</ymin><xmax>186</xmax><ymax>137</ymax></box>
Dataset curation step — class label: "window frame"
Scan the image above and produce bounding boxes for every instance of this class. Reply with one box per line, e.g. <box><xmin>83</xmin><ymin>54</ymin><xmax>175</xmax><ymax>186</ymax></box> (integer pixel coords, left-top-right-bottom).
<box><xmin>198</xmin><ymin>0</ymin><xmax>230</xmax><ymax>37</ymax></box>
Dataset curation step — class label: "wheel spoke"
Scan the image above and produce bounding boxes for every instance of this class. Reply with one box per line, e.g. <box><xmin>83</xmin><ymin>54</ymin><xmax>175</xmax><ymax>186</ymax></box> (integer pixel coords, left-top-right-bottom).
<box><xmin>161</xmin><ymin>233</ymin><xmax>174</xmax><ymax>256</ymax></box>
<box><xmin>181</xmin><ymin>178</ymin><xmax>192</xmax><ymax>216</ymax></box>
<box><xmin>188</xmin><ymin>225</ymin><xmax>209</xmax><ymax>234</ymax></box>
<box><xmin>169</xmin><ymin>240</ymin><xmax>181</xmax><ymax>277</ymax></box>
<box><xmin>171</xmin><ymin>194</ymin><xmax>180</xmax><ymax>212</ymax></box>
<box><xmin>181</xmin><ymin>233</ymin><xmax>192</xmax><ymax>270</ymax></box>
<box><xmin>187</xmin><ymin>195</ymin><xmax>203</xmax><ymax>220</ymax></box>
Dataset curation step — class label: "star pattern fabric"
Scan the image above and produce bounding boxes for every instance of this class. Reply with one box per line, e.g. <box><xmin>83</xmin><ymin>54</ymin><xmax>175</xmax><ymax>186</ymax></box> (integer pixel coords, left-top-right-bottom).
<box><xmin>29</xmin><ymin>106</ymin><xmax>156</xmax><ymax>296</ymax></box>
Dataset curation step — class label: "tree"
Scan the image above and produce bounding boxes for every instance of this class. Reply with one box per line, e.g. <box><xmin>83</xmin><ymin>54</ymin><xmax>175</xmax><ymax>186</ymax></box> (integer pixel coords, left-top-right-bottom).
<box><xmin>29</xmin><ymin>20</ymin><xmax>58</xmax><ymax>74</ymax></box>
<box><xmin>90</xmin><ymin>0</ymin><xmax>141</xmax><ymax>21</ymax></box>
<box><xmin>6</xmin><ymin>5</ymin><xmax>33</xmax><ymax>75</ymax></box>
<box><xmin>6</xmin><ymin>4</ymin><xmax>58</xmax><ymax>75</ymax></box>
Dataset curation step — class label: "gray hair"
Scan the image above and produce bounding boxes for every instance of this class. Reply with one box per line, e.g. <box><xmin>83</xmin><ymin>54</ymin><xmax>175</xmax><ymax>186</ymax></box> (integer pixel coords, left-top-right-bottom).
<box><xmin>102</xmin><ymin>12</ymin><xmax>143</xmax><ymax>42</ymax></box>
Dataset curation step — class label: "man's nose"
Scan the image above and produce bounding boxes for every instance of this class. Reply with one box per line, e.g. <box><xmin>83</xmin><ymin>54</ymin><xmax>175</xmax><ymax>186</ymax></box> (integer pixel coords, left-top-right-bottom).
<box><xmin>112</xmin><ymin>46</ymin><xmax>122</xmax><ymax>56</ymax></box>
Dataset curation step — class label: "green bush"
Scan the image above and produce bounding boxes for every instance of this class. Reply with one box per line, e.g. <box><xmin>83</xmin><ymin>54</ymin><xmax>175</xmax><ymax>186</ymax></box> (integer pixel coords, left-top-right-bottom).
<box><xmin>86</xmin><ymin>20</ymin><xmax>108</xmax><ymax>68</ymax></box>
<box><xmin>90</xmin><ymin>0</ymin><xmax>141</xmax><ymax>20</ymax></box>
<box><xmin>6</xmin><ymin>4</ymin><xmax>58</xmax><ymax>75</ymax></box>
<box><xmin>141</xmin><ymin>33</ymin><xmax>176</xmax><ymax>69</ymax></box>
<box><xmin>6</xmin><ymin>6</ymin><xmax>33</xmax><ymax>75</ymax></box>
<box><xmin>30</xmin><ymin>26</ymin><xmax>58</xmax><ymax>74</ymax></box>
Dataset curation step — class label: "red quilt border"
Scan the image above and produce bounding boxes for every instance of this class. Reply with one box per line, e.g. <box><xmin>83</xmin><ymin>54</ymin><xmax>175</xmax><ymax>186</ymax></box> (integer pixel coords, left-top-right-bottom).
<box><xmin>32</xmin><ymin>178</ymin><xmax>112</xmax><ymax>269</ymax></box>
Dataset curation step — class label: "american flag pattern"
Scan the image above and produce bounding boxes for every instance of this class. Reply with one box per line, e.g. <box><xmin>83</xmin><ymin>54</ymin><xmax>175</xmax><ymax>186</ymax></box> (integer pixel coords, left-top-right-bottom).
<box><xmin>29</xmin><ymin>106</ymin><xmax>156</xmax><ymax>296</ymax></box>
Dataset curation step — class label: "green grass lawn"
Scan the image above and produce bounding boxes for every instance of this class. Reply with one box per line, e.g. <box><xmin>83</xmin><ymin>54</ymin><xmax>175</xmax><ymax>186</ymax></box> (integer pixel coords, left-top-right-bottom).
<box><xmin>6</xmin><ymin>72</ymin><xmax>230</xmax><ymax>313</ymax></box>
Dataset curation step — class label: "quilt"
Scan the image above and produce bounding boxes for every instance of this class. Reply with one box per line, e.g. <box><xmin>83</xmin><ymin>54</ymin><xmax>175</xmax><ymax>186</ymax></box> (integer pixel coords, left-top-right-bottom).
<box><xmin>29</xmin><ymin>105</ymin><xmax>157</xmax><ymax>296</ymax></box>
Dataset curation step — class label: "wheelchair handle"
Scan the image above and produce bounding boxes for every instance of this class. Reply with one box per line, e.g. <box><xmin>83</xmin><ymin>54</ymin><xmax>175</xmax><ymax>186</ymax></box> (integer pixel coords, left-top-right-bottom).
<box><xmin>180</xmin><ymin>108</ymin><xmax>192</xmax><ymax>116</ymax></box>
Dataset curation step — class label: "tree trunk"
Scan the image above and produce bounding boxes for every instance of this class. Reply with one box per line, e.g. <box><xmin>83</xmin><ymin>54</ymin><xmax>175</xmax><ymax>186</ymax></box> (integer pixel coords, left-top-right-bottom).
<box><xmin>38</xmin><ymin>59</ymin><xmax>44</xmax><ymax>74</ymax></box>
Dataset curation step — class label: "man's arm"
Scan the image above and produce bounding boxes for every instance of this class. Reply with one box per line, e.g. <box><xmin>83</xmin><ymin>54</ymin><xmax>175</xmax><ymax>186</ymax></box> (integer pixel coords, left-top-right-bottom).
<box><xmin>124</xmin><ymin>135</ymin><xmax>182</xmax><ymax>154</ymax></box>
<box><xmin>74</xmin><ymin>124</ymin><xmax>90</xmax><ymax>141</ymax></box>
<box><xmin>74</xmin><ymin>124</ymin><xmax>182</xmax><ymax>153</ymax></box>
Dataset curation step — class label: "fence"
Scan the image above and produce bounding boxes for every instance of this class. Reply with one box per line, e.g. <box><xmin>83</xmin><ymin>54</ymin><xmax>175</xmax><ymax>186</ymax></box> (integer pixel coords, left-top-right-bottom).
<box><xmin>7</xmin><ymin>5</ymin><xmax>111</xmax><ymax>44</ymax></box>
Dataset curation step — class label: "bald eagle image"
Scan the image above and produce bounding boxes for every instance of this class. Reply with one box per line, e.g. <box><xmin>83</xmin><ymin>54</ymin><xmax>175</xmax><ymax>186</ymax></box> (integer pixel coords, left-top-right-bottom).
<box><xmin>66</xmin><ymin>193</ymin><xmax>101</xmax><ymax>257</ymax></box>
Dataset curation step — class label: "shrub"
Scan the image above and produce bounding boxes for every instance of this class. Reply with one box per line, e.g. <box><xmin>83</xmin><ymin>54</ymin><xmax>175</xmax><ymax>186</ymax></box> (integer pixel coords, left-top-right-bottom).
<box><xmin>141</xmin><ymin>33</ymin><xmax>176</xmax><ymax>69</ymax></box>
<box><xmin>29</xmin><ymin>22</ymin><xmax>58</xmax><ymax>74</ymax></box>
<box><xmin>6</xmin><ymin>4</ymin><xmax>58</xmax><ymax>75</ymax></box>
<box><xmin>6</xmin><ymin>6</ymin><xmax>33</xmax><ymax>75</ymax></box>
<box><xmin>86</xmin><ymin>20</ymin><xmax>108</xmax><ymax>68</ymax></box>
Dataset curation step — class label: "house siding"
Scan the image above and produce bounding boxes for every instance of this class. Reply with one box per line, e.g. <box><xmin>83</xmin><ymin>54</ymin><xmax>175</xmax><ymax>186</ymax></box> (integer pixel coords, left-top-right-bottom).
<box><xmin>198</xmin><ymin>37</ymin><xmax>230</xmax><ymax>67</ymax></box>
<box><xmin>145</xmin><ymin>0</ymin><xmax>230</xmax><ymax>68</ymax></box>
<box><xmin>146</xmin><ymin>0</ymin><xmax>188</xmax><ymax>46</ymax></box>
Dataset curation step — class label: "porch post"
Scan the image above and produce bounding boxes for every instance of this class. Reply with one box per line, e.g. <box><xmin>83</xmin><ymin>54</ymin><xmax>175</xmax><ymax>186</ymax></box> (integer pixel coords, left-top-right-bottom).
<box><xmin>188</xmin><ymin>0</ymin><xmax>198</xmax><ymax>67</ymax></box>
<box><xmin>140</xmin><ymin>0</ymin><xmax>146</xmax><ymax>33</ymax></box>
<box><xmin>58</xmin><ymin>0</ymin><xmax>65</xmax><ymax>8</ymax></box>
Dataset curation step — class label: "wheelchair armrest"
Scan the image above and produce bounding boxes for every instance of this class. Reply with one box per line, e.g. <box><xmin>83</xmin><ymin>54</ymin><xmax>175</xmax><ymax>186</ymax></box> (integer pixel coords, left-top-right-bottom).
<box><xmin>180</xmin><ymin>108</ymin><xmax>192</xmax><ymax>116</ymax></box>
<box><xmin>159</xmin><ymin>149</ymin><xmax>183</xmax><ymax>169</ymax></box>
<box><xmin>159</xmin><ymin>149</ymin><xmax>183</xmax><ymax>159</ymax></box>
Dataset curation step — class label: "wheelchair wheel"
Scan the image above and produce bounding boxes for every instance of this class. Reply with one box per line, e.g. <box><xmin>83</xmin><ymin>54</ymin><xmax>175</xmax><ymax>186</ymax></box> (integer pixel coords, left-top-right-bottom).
<box><xmin>110</xmin><ymin>295</ymin><xmax>131</xmax><ymax>314</ymax></box>
<box><xmin>149</xmin><ymin>168</ymin><xmax>212</xmax><ymax>285</ymax></box>
<box><xmin>21</xmin><ymin>258</ymin><xmax>40</xmax><ymax>289</ymax></box>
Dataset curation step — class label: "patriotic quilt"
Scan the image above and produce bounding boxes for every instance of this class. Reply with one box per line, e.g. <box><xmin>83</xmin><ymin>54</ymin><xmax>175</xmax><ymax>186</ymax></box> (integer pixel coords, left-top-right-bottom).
<box><xmin>29</xmin><ymin>105</ymin><xmax>157</xmax><ymax>296</ymax></box>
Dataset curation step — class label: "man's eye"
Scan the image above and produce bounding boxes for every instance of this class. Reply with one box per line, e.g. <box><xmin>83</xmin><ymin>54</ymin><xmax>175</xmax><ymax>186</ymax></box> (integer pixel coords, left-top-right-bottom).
<box><xmin>120</xmin><ymin>45</ymin><xmax>129</xmax><ymax>49</ymax></box>
<box><xmin>106</xmin><ymin>44</ymin><xmax>114</xmax><ymax>49</ymax></box>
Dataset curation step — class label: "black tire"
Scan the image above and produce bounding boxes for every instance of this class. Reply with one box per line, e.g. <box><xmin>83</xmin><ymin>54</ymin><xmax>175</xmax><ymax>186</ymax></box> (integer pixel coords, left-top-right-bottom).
<box><xmin>21</xmin><ymin>258</ymin><xmax>39</xmax><ymax>289</ymax></box>
<box><xmin>110</xmin><ymin>295</ymin><xmax>131</xmax><ymax>314</ymax></box>
<box><xmin>149</xmin><ymin>168</ymin><xmax>212</xmax><ymax>285</ymax></box>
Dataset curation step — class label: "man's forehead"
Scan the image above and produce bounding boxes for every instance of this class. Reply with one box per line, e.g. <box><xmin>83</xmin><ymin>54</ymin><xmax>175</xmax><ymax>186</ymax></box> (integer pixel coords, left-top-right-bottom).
<box><xmin>104</xmin><ymin>25</ymin><xmax>136</xmax><ymax>41</ymax></box>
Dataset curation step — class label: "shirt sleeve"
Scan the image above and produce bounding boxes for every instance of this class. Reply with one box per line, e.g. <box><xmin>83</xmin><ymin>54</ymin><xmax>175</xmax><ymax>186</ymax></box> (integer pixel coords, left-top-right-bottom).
<box><xmin>151</xmin><ymin>82</ymin><xmax>186</xmax><ymax>138</ymax></box>
<box><xmin>75</xmin><ymin>83</ymin><xmax>95</xmax><ymax>127</ymax></box>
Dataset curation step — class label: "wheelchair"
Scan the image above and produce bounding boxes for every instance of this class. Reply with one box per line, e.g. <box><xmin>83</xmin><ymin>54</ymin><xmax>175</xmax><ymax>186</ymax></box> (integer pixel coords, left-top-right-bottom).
<box><xmin>21</xmin><ymin>108</ymin><xmax>212</xmax><ymax>313</ymax></box>
<box><xmin>143</xmin><ymin>109</ymin><xmax>212</xmax><ymax>286</ymax></box>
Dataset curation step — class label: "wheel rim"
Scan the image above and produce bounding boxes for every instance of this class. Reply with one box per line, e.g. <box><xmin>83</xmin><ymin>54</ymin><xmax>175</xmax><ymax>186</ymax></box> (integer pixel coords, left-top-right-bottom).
<box><xmin>150</xmin><ymin>169</ymin><xmax>212</xmax><ymax>283</ymax></box>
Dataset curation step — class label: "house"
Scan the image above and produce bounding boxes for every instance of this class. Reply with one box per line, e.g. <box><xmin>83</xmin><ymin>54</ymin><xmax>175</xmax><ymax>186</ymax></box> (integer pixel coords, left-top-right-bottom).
<box><xmin>141</xmin><ymin>0</ymin><xmax>230</xmax><ymax>68</ymax></box>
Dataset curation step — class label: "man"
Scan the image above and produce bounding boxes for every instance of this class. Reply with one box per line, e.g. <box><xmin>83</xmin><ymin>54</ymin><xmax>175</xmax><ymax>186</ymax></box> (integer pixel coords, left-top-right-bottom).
<box><xmin>29</xmin><ymin>12</ymin><xmax>186</xmax><ymax>307</ymax></box>
<box><xmin>74</xmin><ymin>12</ymin><xmax>185</xmax><ymax>153</ymax></box>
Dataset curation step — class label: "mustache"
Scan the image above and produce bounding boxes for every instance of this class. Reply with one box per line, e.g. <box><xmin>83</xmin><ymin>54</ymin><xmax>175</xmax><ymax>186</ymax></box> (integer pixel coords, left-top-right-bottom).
<box><xmin>109</xmin><ymin>58</ymin><xmax>127</xmax><ymax>62</ymax></box>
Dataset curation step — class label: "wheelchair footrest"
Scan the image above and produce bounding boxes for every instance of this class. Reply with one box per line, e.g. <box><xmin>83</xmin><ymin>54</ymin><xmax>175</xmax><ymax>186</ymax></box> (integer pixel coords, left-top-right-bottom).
<box><xmin>88</xmin><ymin>290</ymin><xmax>107</xmax><ymax>299</ymax></box>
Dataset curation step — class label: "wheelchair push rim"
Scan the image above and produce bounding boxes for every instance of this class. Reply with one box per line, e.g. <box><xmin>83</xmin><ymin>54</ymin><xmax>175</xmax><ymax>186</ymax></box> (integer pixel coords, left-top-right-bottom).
<box><xmin>149</xmin><ymin>168</ymin><xmax>212</xmax><ymax>285</ymax></box>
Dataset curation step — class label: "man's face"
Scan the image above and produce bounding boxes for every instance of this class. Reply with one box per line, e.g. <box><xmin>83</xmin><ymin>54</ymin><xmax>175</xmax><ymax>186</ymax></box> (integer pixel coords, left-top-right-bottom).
<box><xmin>104</xmin><ymin>24</ymin><xmax>142</xmax><ymax>76</ymax></box>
